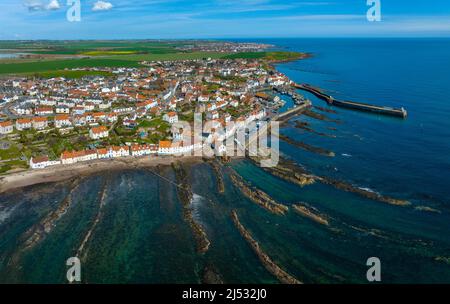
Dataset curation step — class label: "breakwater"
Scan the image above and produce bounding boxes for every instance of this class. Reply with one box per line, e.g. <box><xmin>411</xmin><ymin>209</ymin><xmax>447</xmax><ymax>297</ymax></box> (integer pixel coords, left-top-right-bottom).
<box><xmin>293</xmin><ymin>83</ymin><xmax>407</xmax><ymax>118</ymax></box>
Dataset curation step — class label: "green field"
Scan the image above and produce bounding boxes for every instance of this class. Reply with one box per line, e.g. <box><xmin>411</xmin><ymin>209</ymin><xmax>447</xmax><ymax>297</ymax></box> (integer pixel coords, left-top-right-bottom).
<box><xmin>0</xmin><ymin>40</ymin><xmax>306</xmax><ymax>76</ymax></box>
<box><xmin>0</xmin><ymin>52</ymin><xmax>225</xmax><ymax>75</ymax></box>
<box><xmin>0</xmin><ymin>58</ymin><xmax>141</xmax><ymax>75</ymax></box>
<box><xmin>28</xmin><ymin>70</ymin><xmax>115</xmax><ymax>79</ymax></box>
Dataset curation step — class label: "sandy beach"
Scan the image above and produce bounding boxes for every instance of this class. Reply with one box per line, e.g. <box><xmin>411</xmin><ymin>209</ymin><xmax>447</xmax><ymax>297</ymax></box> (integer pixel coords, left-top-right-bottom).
<box><xmin>0</xmin><ymin>155</ymin><xmax>205</xmax><ymax>194</ymax></box>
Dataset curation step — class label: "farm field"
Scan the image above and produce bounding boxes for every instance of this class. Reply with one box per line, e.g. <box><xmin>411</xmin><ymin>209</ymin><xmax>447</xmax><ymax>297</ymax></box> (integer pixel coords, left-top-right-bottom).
<box><xmin>0</xmin><ymin>40</ymin><xmax>304</xmax><ymax>76</ymax></box>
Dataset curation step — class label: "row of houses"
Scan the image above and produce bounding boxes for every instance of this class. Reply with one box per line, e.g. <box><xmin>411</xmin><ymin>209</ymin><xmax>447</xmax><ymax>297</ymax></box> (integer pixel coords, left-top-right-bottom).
<box><xmin>0</xmin><ymin>117</ymin><xmax>50</xmax><ymax>133</ymax></box>
<box><xmin>30</xmin><ymin>140</ymin><xmax>204</xmax><ymax>169</ymax></box>
<box><xmin>0</xmin><ymin>111</ymin><xmax>120</xmax><ymax>134</ymax></box>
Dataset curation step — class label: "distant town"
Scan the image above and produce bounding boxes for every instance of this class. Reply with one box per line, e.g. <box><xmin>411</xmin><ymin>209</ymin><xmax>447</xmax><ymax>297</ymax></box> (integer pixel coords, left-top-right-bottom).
<box><xmin>0</xmin><ymin>43</ymin><xmax>306</xmax><ymax>173</ymax></box>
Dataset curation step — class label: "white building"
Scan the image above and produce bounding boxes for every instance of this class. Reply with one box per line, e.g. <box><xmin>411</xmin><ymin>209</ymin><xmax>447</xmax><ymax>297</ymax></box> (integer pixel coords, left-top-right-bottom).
<box><xmin>130</xmin><ymin>144</ymin><xmax>153</xmax><ymax>157</ymax></box>
<box><xmin>55</xmin><ymin>115</ymin><xmax>72</xmax><ymax>128</ymax></box>
<box><xmin>0</xmin><ymin>121</ymin><xmax>14</xmax><ymax>134</ymax></box>
<box><xmin>163</xmin><ymin>112</ymin><xmax>179</xmax><ymax>124</ymax></box>
<box><xmin>16</xmin><ymin>118</ymin><xmax>32</xmax><ymax>131</ymax></box>
<box><xmin>30</xmin><ymin>156</ymin><xmax>61</xmax><ymax>169</ymax></box>
<box><xmin>89</xmin><ymin>126</ymin><xmax>109</xmax><ymax>140</ymax></box>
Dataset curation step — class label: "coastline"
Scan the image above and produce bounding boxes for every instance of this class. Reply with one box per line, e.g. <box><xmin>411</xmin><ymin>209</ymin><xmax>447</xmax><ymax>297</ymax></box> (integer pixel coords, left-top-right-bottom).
<box><xmin>0</xmin><ymin>155</ymin><xmax>204</xmax><ymax>194</ymax></box>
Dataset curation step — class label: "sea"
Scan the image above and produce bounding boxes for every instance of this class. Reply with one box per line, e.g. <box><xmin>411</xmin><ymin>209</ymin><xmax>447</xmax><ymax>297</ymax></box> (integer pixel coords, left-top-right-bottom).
<box><xmin>1</xmin><ymin>38</ymin><xmax>449</xmax><ymax>283</ymax></box>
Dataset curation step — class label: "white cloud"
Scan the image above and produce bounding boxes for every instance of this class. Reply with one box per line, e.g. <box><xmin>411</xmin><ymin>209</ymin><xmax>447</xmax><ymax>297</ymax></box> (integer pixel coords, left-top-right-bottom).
<box><xmin>23</xmin><ymin>0</ymin><xmax>45</xmax><ymax>11</ymax></box>
<box><xmin>23</xmin><ymin>0</ymin><xmax>60</xmax><ymax>11</ymax></box>
<box><xmin>92</xmin><ymin>1</ymin><xmax>113</xmax><ymax>11</ymax></box>
<box><xmin>46</xmin><ymin>0</ymin><xmax>60</xmax><ymax>10</ymax></box>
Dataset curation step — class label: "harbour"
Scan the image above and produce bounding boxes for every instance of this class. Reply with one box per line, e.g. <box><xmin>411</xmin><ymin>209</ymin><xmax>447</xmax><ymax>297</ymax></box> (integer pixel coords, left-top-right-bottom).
<box><xmin>293</xmin><ymin>83</ymin><xmax>408</xmax><ymax>118</ymax></box>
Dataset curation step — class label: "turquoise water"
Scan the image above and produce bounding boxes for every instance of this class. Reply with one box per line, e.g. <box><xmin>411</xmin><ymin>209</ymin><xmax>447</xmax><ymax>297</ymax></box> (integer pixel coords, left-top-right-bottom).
<box><xmin>270</xmin><ymin>38</ymin><xmax>450</xmax><ymax>208</ymax></box>
<box><xmin>1</xmin><ymin>39</ymin><xmax>450</xmax><ymax>283</ymax></box>
<box><xmin>0</xmin><ymin>53</ymin><xmax>22</xmax><ymax>59</ymax></box>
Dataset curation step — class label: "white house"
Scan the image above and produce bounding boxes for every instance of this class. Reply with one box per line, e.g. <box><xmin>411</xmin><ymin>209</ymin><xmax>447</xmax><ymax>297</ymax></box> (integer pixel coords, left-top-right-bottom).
<box><xmin>206</xmin><ymin>111</ymin><xmax>219</xmax><ymax>120</ymax></box>
<box><xmin>89</xmin><ymin>126</ymin><xmax>109</xmax><ymax>140</ymax></box>
<box><xmin>35</xmin><ymin>106</ymin><xmax>53</xmax><ymax>116</ymax></box>
<box><xmin>130</xmin><ymin>144</ymin><xmax>153</xmax><ymax>157</ymax></box>
<box><xmin>61</xmin><ymin>150</ymin><xmax>98</xmax><ymax>165</ymax></box>
<box><xmin>0</xmin><ymin>121</ymin><xmax>14</xmax><ymax>134</ymax></box>
<box><xmin>16</xmin><ymin>118</ymin><xmax>32</xmax><ymax>131</ymax></box>
<box><xmin>55</xmin><ymin>115</ymin><xmax>72</xmax><ymax>128</ymax></box>
<box><xmin>110</xmin><ymin>146</ymin><xmax>130</xmax><ymax>158</ymax></box>
<box><xmin>56</xmin><ymin>105</ymin><xmax>70</xmax><ymax>114</ymax></box>
<box><xmin>30</xmin><ymin>156</ymin><xmax>61</xmax><ymax>169</ymax></box>
<box><xmin>32</xmin><ymin>117</ymin><xmax>48</xmax><ymax>130</ymax></box>
<box><xmin>163</xmin><ymin>112</ymin><xmax>179</xmax><ymax>124</ymax></box>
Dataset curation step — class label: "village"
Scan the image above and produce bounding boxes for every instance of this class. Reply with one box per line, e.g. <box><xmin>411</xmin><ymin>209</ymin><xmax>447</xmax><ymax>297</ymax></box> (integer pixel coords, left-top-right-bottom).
<box><xmin>0</xmin><ymin>57</ymin><xmax>293</xmax><ymax>173</ymax></box>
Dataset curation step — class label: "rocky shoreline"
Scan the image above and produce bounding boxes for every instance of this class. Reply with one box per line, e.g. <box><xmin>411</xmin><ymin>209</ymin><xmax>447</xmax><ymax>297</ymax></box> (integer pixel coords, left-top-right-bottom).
<box><xmin>292</xmin><ymin>203</ymin><xmax>330</xmax><ymax>226</ymax></box>
<box><xmin>303</xmin><ymin>109</ymin><xmax>341</xmax><ymax>124</ymax></box>
<box><xmin>23</xmin><ymin>177</ymin><xmax>83</xmax><ymax>250</ymax></box>
<box><xmin>0</xmin><ymin>156</ymin><xmax>203</xmax><ymax>194</ymax></box>
<box><xmin>207</xmin><ymin>159</ymin><xmax>225</xmax><ymax>193</ymax></box>
<box><xmin>294</xmin><ymin>120</ymin><xmax>336</xmax><ymax>138</ymax></box>
<box><xmin>313</xmin><ymin>105</ymin><xmax>337</xmax><ymax>114</ymax></box>
<box><xmin>76</xmin><ymin>178</ymin><xmax>110</xmax><ymax>260</ymax></box>
<box><xmin>279</xmin><ymin>134</ymin><xmax>336</xmax><ymax>157</ymax></box>
<box><xmin>316</xmin><ymin>176</ymin><xmax>411</xmax><ymax>206</ymax></box>
<box><xmin>256</xmin><ymin>158</ymin><xmax>316</xmax><ymax>188</ymax></box>
<box><xmin>172</xmin><ymin>162</ymin><xmax>211</xmax><ymax>254</ymax></box>
<box><xmin>231</xmin><ymin>210</ymin><xmax>301</xmax><ymax>284</ymax></box>
<box><xmin>252</xmin><ymin>157</ymin><xmax>411</xmax><ymax>207</ymax></box>
<box><xmin>230</xmin><ymin>172</ymin><xmax>288</xmax><ymax>215</ymax></box>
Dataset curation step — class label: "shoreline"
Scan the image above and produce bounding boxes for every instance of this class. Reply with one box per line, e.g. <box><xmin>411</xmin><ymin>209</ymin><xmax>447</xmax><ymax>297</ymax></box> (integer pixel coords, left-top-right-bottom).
<box><xmin>0</xmin><ymin>155</ymin><xmax>205</xmax><ymax>194</ymax></box>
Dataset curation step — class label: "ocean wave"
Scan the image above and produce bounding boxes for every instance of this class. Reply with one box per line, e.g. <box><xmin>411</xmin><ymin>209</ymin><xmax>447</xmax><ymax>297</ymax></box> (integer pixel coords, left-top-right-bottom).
<box><xmin>357</xmin><ymin>187</ymin><xmax>378</xmax><ymax>194</ymax></box>
<box><xmin>0</xmin><ymin>205</ymin><xmax>17</xmax><ymax>224</ymax></box>
<box><xmin>190</xmin><ymin>193</ymin><xmax>205</xmax><ymax>222</ymax></box>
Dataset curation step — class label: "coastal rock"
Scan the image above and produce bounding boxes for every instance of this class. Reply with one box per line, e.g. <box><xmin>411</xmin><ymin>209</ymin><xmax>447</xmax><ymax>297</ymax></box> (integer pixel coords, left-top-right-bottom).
<box><xmin>313</xmin><ymin>105</ymin><xmax>338</xmax><ymax>114</ymax></box>
<box><xmin>229</xmin><ymin>172</ymin><xmax>288</xmax><ymax>215</ymax></box>
<box><xmin>279</xmin><ymin>135</ymin><xmax>335</xmax><ymax>157</ymax></box>
<box><xmin>292</xmin><ymin>203</ymin><xmax>330</xmax><ymax>226</ymax></box>
<box><xmin>303</xmin><ymin>109</ymin><xmax>341</xmax><ymax>124</ymax></box>
<box><xmin>23</xmin><ymin>177</ymin><xmax>82</xmax><ymax>249</ymax></box>
<box><xmin>294</xmin><ymin>120</ymin><xmax>336</xmax><ymax>138</ymax></box>
<box><xmin>316</xmin><ymin>176</ymin><xmax>411</xmax><ymax>207</ymax></box>
<box><xmin>172</xmin><ymin>162</ymin><xmax>211</xmax><ymax>254</ymax></box>
<box><xmin>231</xmin><ymin>210</ymin><xmax>302</xmax><ymax>284</ymax></box>
<box><xmin>207</xmin><ymin>160</ymin><xmax>225</xmax><ymax>193</ymax></box>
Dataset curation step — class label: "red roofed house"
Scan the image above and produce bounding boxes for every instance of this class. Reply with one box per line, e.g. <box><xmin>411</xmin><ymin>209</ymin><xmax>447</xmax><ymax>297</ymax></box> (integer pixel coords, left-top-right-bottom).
<box><xmin>61</xmin><ymin>150</ymin><xmax>97</xmax><ymax>165</ymax></box>
<box><xmin>32</xmin><ymin>117</ymin><xmax>48</xmax><ymax>130</ymax></box>
<box><xmin>0</xmin><ymin>121</ymin><xmax>14</xmax><ymax>134</ymax></box>
<box><xmin>55</xmin><ymin>114</ymin><xmax>72</xmax><ymax>128</ymax></box>
<box><xmin>130</xmin><ymin>144</ymin><xmax>152</xmax><ymax>157</ymax></box>
<box><xmin>16</xmin><ymin>118</ymin><xmax>32</xmax><ymax>131</ymax></box>
<box><xmin>89</xmin><ymin>126</ymin><xmax>109</xmax><ymax>140</ymax></box>
<box><xmin>110</xmin><ymin>146</ymin><xmax>129</xmax><ymax>158</ymax></box>
<box><xmin>35</xmin><ymin>106</ymin><xmax>53</xmax><ymax>116</ymax></box>
<box><xmin>163</xmin><ymin>111</ymin><xmax>178</xmax><ymax>124</ymax></box>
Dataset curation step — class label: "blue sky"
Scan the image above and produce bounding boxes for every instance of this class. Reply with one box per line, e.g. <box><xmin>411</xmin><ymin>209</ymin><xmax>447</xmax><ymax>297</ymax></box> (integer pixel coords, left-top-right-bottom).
<box><xmin>1</xmin><ymin>0</ymin><xmax>449</xmax><ymax>39</ymax></box>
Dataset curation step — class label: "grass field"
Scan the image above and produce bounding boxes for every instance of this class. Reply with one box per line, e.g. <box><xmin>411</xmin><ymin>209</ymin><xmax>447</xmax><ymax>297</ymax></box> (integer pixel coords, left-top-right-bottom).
<box><xmin>0</xmin><ymin>40</ymin><xmax>306</xmax><ymax>76</ymax></box>
<box><xmin>80</xmin><ymin>50</ymin><xmax>141</xmax><ymax>56</ymax></box>
<box><xmin>27</xmin><ymin>70</ymin><xmax>115</xmax><ymax>79</ymax></box>
<box><xmin>0</xmin><ymin>52</ymin><xmax>225</xmax><ymax>75</ymax></box>
<box><xmin>0</xmin><ymin>58</ymin><xmax>141</xmax><ymax>75</ymax></box>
